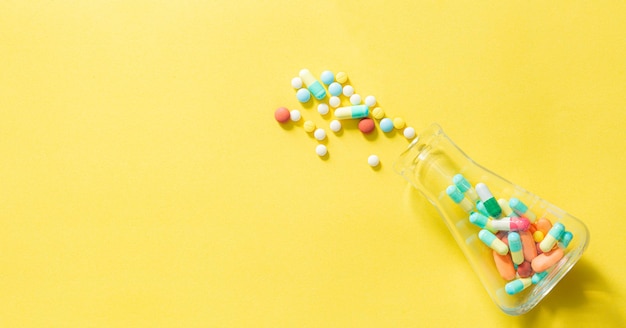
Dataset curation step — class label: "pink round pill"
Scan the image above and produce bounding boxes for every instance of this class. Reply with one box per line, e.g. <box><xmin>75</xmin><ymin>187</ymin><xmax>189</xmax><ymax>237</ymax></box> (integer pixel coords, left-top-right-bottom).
<box><xmin>274</xmin><ymin>107</ymin><xmax>291</xmax><ymax>123</ymax></box>
<box><xmin>358</xmin><ymin>118</ymin><xmax>375</xmax><ymax>134</ymax></box>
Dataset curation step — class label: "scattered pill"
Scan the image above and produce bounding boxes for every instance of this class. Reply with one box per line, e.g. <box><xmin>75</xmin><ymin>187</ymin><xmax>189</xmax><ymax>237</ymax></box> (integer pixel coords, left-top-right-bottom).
<box><xmin>291</xmin><ymin>77</ymin><xmax>303</xmax><ymax>89</ymax></box>
<box><xmin>490</xmin><ymin>216</ymin><xmax>530</xmax><ymax>232</ymax></box>
<box><xmin>452</xmin><ymin>174</ymin><xmax>479</xmax><ymax>202</ymax></box>
<box><xmin>403</xmin><ymin>127</ymin><xmax>416</xmax><ymax>139</ymax></box>
<box><xmin>320</xmin><ymin>70</ymin><xmax>334</xmax><ymax>85</ymax></box>
<box><xmin>493</xmin><ymin>250</ymin><xmax>516</xmax><ymax>281</ymax></box>
<box><xmin>342</xmin><ymin>85</ymin><xmax>354</xmax><ymax>97</ymax></box>
<box><xmin>358</xmin><ymin>118</ymin><xmax>375</xmax><ymax>134</ymax></box>
<box><xmin>509</xmin><ymin>198</ymin><xmax>537</xmax><ymax>222</ymax></box>
<box><xmin>290</xmin><ymin>109</ymin><xmax>301</xmax><ymax>122</ymax></box>
<box><xmin>315</xmin><ymin>144</ymin><xmax>327</xmax><ymax>156</ymax></box>
<box><xmin>478</xmin><ymin>229</ymin><xmax>509</xmax><ymax>255</ymax></box>
<box><xmin>329</xmin><ymin>120</ymin><xmax>342</xmax><ymax>132</ymax></box>
<box><xmin>505</xmin><ymin>277</ymin><xmax>532</xmax><ymax>295</ymax></box>
<box><xmin>367</xmin><ymin>154</ymin><xmax>380</xmax><ymax>167</ymax></box>
<box><xmin>328</xmin><ymin>82</ymin><xmax>342</xmax><ymax>96</ymax></box>
<box><xmin>336</xmin><ymin>71</ymin><xmax>348</xmax><ymax>84</ymax></box>
<box><xmin>540</xmin><ymin>222</ymin><xmax>565</xmax><ymax>252</ymax></box>
<box><xmin>314</xmin><ymin>128</ymin><xmax>326</xmax><ymax>141</ymax></box>
<box><xmin>317</xmin><ymin>103</ymin><xmax>329</xmax><ymax>115</ymax></box>
<box><xmin>303</xmin><ymin>120</ymin><xmax>316</xmax><ymax>133</ymax></box>
<box><xmin>372</xmin><ymin>107</ymin><xmax>385</xmax><ymax>119</ymax></box>
<box><xmin>531</xmin><ymin>248</ymin><xmax>564</xmax><ymax>272</ymax></box>
<box><xmin>329</xmin><ymin>96</ymin><xmax>341</xmax><ymax>108</ymax></box>
<box><xmin>508</xmin><ymin>232</ymin><xmax>524</xmax><ymax>265</ymax></box>
<box><xmin>334</xmin><ymin>105</ymin><xmax>369</xmax><ymax>120</ymax></box>
<box><xmin>299</xmin><ymin>69</ymin><xmax>326</xmax><ymax>99</ymax></box>
<box><xmin>350</xmin><ymin>94</ymin><xmax>361</xmax><ymax>105</ymax></box>
<box><xmin>475</xmin><ymin>183</ymin><xmax>502</xmax><ymax>218</ymax></box>
<box><xmin>274</xmin><ymin>107</ymin><xmax>291</xmax><ymax>123</ymax></box>
<box><xmin>296</xmin><ymin>88</ymin><xmax>311</xmax><ymax>103</ymax></box>
<box><xmin>364</xmin><ymin>95</ymin><xmax>376</xmax><ymax>107</ymax></box>
<box><xmin>393</xmin><ymin>117</ymin><xmax>405</xmax><ymax>129</ymax></box>
<box><xmin>380</xmin><ymin>118</ymin><xmax>394</xmax><ymax>132</ymax></box>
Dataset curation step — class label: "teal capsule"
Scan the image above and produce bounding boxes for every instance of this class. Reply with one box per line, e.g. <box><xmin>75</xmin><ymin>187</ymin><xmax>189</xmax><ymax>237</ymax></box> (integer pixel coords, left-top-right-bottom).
<box><xmin>478</xmin><ymin>229</ymin><xmax>508</xmax><ymax>255</ymax></box>
<box><xmin>469</xmin><ymin>212</ymin><xmax>497</xmax><ymax>233</ymax></box>
<box><xmin>476</xmin><ymin>201</ymin><xmax>491</xmax><ymax>217</ymax></box>
<box><xmin>509</xmin><ymin>197</ymin><xmax>536</xmax><ymax>221</ymax></box>
<box><xmin>540</xmin><ymin>222</ymin><xmax>566</xmax><ymax>252</ymax></box>
<box><xmin>475</xmin><ymin>183</ymin><xmax>502</xmax><ymax>218</ymax></box>
<box><xmin>532</xmin><ymin>271</ymin><xmax>549</xmax><ymax>284</ymax></box>
<box><xmin>453</xmin><ymin>174</ymin><xmax>479</xmax><ymax>202</ymax></box>
<box><xmin>559</xmin><ymin>231</ymin><xmax>574</xmax><ymax>248</ymax></box>
<box><xmin>508</xmin><ymin>232</ymin><xmax>524</xmax><ymax>265</ymax></box>
<box><xmin>506</xmin><ymin>277</ymin><xmax>533</xmax><ymax>295</ymax></box>
<box><xmin>446</xmin><ymin>185</ymin><xmax>473</xmax><ymax>212</ymax></box>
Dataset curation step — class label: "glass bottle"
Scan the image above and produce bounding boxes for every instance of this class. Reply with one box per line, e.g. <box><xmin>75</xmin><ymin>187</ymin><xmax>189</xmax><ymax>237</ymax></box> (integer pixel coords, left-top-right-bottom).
<box><xmin>394</xmin><ymin>123</ymin><xmax>590</xmax><ymax>315</ymax></box>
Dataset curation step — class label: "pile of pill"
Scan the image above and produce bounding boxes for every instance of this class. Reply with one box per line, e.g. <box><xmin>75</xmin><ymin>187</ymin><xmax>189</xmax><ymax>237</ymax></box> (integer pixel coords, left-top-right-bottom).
<box><xmin>275</xmin><ymin>68</ymin><xmax>419</xmax><ymax>167</ymax></box>
<box><xmin>446</xmin><ymin>174</ymin><xmax>574</xmax><ymax>295</ymax></box>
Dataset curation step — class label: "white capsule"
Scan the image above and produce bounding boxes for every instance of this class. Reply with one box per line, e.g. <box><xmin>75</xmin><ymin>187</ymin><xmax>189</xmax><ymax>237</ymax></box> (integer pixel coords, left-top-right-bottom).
<box><xmin>329</xmin><ymin>96</ymin><xmax>341</xmax><ymax>108</ymax></box>
<box><xmin>316</xmin><ymin>144</ymin><xmax>327</xmax><ymax>156</ymax></box>
<box><xmin>291</xmin><ymin>77</ymin><xmax>303</xmax><ymax>89</ymax></box>
<box><xmin>290</xmin><ymin>109</ymin><xmax>301</xmax><ymax>122</ymax></box>
<box><xmin>476</xmin><ymin>183</ymin><xmax>494</xmax><ymax>201</ymax></box>
<box><xmin>342</xmin><ymin>85</ymin><xmax>354</xmax><ymax>97</ymax></box>
<box><xmin>364</xmin><ymin>95</ymin><xmax>376</xmax><ymax>107</ymax></box>
<box><xmin>350</xmin><ymin>94</ymin><xmax>361</xmax><ymax>105</ymax></box>
<box><xmin>317</xmin><ymin>103</ymin><xmax>329</xmax><ymax>115</ymax></box>
<box><xmin>368</xmin><ymin>154</ymin><xmax>380</xmax><ymax>167</ymax></box>
<box><xmin>314</xmin><ymin>128</ymin><xmax>326</xmax><ymax>141</ymax></box>
<box><xmin>329</xmin><ymin>120</ymin><xmax>342</xmax><ymax>132</ymax></box>
<box><xmin>403</xmin><ymin>127</ymin><xmax>416</xmax><ymax>139</ymax></box>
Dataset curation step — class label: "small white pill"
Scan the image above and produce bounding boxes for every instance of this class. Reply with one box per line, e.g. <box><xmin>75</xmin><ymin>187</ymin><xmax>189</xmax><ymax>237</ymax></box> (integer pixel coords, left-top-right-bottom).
<box><xmin>329</xmin><ymin>96</ymin><xmax>341</xmax><ymax>108</ymax></box>
<box><xmin>403</xmin><ymin>126</ymin><xmax>416</xmax><ymax>139</ymax></box>
<box><xmin>329</xmin><ymin>120</ymin><xmax>342</xmax><ymax>132</ymax></box>
<box><xmin>317</xmin><ymin>103</ymin><xmax>329</xmax><ymax>115</ymax></box>
<box><xmin>291</xmin><ymin>77</ymin><xmax>303</xmax><ymax>89</ymax></box>
<box><xmin>342</xmin><ymin>85</ymin><xmax>354</xmax><ymax>97</ymax></box>
<box><xmin>316</xmin><ymin>144</ymin><xmax>327</xmax><ymax>156</ymax></box>
<box><xmin>290</xmin><ymin>109</ymin><xmax>301</xmax><ymax>122</ymax></box>
<box><xmin>368</xmin><ymin>154</ymin><xmax>380</xmax><ymax>167</ymax></box>
<box><xmin>350</xmin><ymin>94</ymin><xmax>361</xmax><ymax>105</ymax></box>
<box><xmin>365</xmin><ymin>95</ymin><xmax>376</xmax><ymax>107</ymax></box>
<box><xmin>314</xmin><ymin>128</ymin><xmax>326</xmax><ymax>141</ymax></box>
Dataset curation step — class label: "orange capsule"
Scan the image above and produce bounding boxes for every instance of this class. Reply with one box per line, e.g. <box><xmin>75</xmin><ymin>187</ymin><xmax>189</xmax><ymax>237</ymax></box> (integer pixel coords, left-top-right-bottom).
<box><xmin>536</xmin><ymin>218</ymin><xmax>553</xmax><ymax>236</ymax></box>
<box><xmin>531</xmin><ymin>248</ymin><xmax>564</xmax><ymax>272</ymax></box>
<box><xmin>493</xmin><ymin>250</ymin><xmax>516</xmax><ymax>281</ymax></box>
<box><xmin>519</xmin><ymin>230</ymin><xmax>538</xmax><ymax>262</ymax></box>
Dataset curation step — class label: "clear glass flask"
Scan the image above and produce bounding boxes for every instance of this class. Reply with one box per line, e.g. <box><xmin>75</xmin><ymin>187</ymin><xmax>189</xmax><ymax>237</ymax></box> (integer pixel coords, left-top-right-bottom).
<box><xmin>394</xmin><ymin>123</ymin><xmax>590</xmax><ymax>315</ymax></box>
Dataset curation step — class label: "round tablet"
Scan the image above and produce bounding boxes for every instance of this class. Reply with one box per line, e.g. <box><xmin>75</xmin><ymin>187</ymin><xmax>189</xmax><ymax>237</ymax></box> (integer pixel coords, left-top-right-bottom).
<box><xmin>403</xmin><ymin>126</ymin><xmax>416</xmax><ymax>139</ymax></box>
<box><xmin>317</xmin><ymin>103</ymin><xmax>329</xmax><ymax>115</ymax></box>
<box><xmin>358</xmin><ymin>118</ymin><xmax>375</xmax><ymax>134</ymax></box>
<box><xmin>336</xmin><ymin>72</ymin><xmax>348</xmax><ymax>84</ymax></box>
<box><xmin>393</xmin><ymin>117</ymin><xmax>405</xmax><ymax>129</ymax></box>
<box><xmin>329</xmin><ymin>96</ymin><xmax>341</xmax><ymax>108</ymax></box>
<box><xmin>314</xmin><ymin>128</ymin><xmax>326</xmax><ymax>141</ymax></box>
<box><xmin>303</xmin><ymin>120</ymin><xmax>316</xmax><ymax>133</ymax></box>
<box><xmin>316</xmin><ymin>144</ymin><xmax>327</xmax><ymax>157</ymax></box>
<box><xmin>350</xmin><ymin>94</ymin><xmax>361</xmax><ymax>105</ymax></box>
<box><xmin>290</xmin><ymin>109</ymin><xmax>301</xmax><ymax>122</ymax></box>
<box><xmin>328</xmin><ymin>82</ymin><xmax>342</xmax><ymax>96</ymax></box>
<box><xmin>275</xmin><ymin>107</ymin><xmax>291</xmax><ymax>123</ymax></box>
<box><xmin>329</xmin><ymin>120</ymin><xmax>342</xmax><ymax>132</ymax></box>
<box><xmin>320</xmin><ymin>71</ymin><xmax>334</xmax><ymax>85</ymax></box>
<box><xmin>291</xmin><ymin>77</ymin><xmax>303</xmax><ymax>89</ymax></box>
<box><xmin>296</xmin><ymin>88</ymin><xmax>311</xmax><ymax>103</ymax></box>
<box><xmin>368</xmin><ymin>154</ymin><xmax>380</xmax><ymax>167</ymax></box>
<box><xmin>342</xmin><ymin>85</ymin><xmax>354</xmax><ymax>97</ymax></box>
<box><xmin>372</xmin><ymin>107</ymin><xmax>385</xmax><ymax>120</ymax></box>
<box><xmin>365</xmin><ymin>95</ymin><xmax>376</xmax><ymax>107</ymax></box>
<box><xmin>380</xmin><ymin>118</ymin><xmax>393</xmax><ymax>132</ymax></box>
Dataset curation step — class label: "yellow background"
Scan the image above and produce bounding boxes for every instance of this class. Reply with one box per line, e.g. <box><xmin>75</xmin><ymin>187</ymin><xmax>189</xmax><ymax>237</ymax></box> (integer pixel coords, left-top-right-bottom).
<box><xmin>1</xmin><ymin>1</ymin><xmax>625</xmax><ymax>326</ymax></box>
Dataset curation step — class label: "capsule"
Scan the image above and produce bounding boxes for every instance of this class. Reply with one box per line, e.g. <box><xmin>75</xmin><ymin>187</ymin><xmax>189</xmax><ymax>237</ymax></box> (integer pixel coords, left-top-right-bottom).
<box><xmin>478</xmin><ymin>229</ymin><xmax>508</xmax><ymax>255</ymax></box>
<box><xmin>299</xmin><ymin>69</ymin><xmax>326</xmax><ymax>99</ymax></box>
<box><xmin>469</xmin><ymin>212</ymin><xmax>497</xmax><ymax>233</ymax></box>
<box><xmin>519</xmin><ymin>230</ymin><xmax>538</xmax><ymax>261</ymax></box>
<box><xmin>531</xmin><ymin>271</ymin><xmax>549</xmax><ymax>284</ymax></box>
<box><xmin>446</xmin><ymin>185</ymin><xmax>474</xmax><ymax>212</ymax></box>
<box><xmin>509</xmin><ymin>198</ymin><xmax>537</xmax><ymax>222</ymax></box>
<box><xmin>493</xmin><ymin>250</ymin><xmax>516</xmax><ymax>281</ymax></box>
<box><xmin>334</xmin><ymin>105</ymin><xmax>369</xmax><ymax>120</ymax></box>
<box><xmin>452</xmin><ymin>174</ymin><xmax>479</xmax><ymax>202</ymax></box>
<box><xmin>539</xmin><ymin>222</ymin><xmax>565</xmax><ymax>252</ymax></box>
<box><xmin>498</xmin><ymin>198</ymin><xmax>517</xmax><ymax>217</ymax></box>
<box><xmin>505</xmin><ymin>277</ymin><xmax>532</xmax><ymax>295</ymax></box>
<box><xmin>476</xmin><ymin>201</ymin><xmax>491</xmax><ymax>217</ymax></box>
<box><xmin>508</xmin><ymin>232</ymin><xmax>524</xmax><ymax>265</ymax></box>
<box><xmin>531</xmin><ymin>248</ymin><xmax>564</xmax><ymax>272</ymax></box>
<box><xmin>490</xmin><ymin>216</ymin><xmax>531</xmax><ymax>232</ymax></box>
<box><xmin>475</xmin><ymin>183</ymin><xmax>502</xmax><ymax>218</ymax></box>
<box><xmin>559</xmin><ymin>231</ymin><xmax>574</xmax><ymax>248</ymax></box>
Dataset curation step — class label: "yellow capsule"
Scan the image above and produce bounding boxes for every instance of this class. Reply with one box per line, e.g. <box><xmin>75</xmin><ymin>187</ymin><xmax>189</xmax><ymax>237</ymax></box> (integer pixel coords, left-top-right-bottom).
<box><xmin>303</xmin><ymin>120</ymin><xmax>316</xmax><ymax>133</ymax></box>
<box><xmin>533</xmin><ymin>230</ymin><xmax>544</xmax><ymax>243</ymax></box>
<box><xmin>372</xmin><ymin>107</ymin><xmax>385</xmax><ymax>120</ymax></box>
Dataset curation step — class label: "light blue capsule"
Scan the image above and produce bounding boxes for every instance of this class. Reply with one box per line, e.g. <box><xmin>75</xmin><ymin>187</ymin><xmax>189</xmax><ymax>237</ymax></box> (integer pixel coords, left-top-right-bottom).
<box><xmin>532</xmin><ymin>271</ymin><xmax>549</xmax><ymax>284</ymax></box>
<box><xmin>453</xmin><ymin>174</ymin><xmax>472</xmax><ymax>193</ymax></box>
<box><xmin>469</xmin><ymin>212</ymin><xmax>488</xmax><ymax>228</ymax></box>
<box><xmin>476</xmin><ymin>201</ymin><xmax>490</xmax><ymax>217</ymax></box>
<box><xmin>320</xmin><ymin>71</ymin><xmax>334</xmax><ymax>85</ymax></box>
<box><xmin>508</xmin><ymin>232</ymin><xmax>524</xmax><ymax>264</ymax></box>
<box><xmin>446</xmin><ymin>185</ymin><xmax>465</xmax><ymax>203</ymax></box>
<box><xmin>548</xmin><ymin>222</ymin><xmax>566</xmax><ymax>239</ymax></box>
<box><xmin>328</xmin><ymin>82</ymin><xmax>342</xmax><ymax>96</ymax></box>
<box><xmin>296</xmin><ymin>88</ymin><xmax>311</xmax><ymax>102</ymax></box>
<box><xmin>505</xmin><ymin>278</ymin><xmax>532</xmax><ymax>295</ymax></box>
<box><xmin>560</xmin><ymin>231</ymin><xmax>574</xmax><ymax>248</ymax></box>
<box><xmin>380</xmin><ymin>118</ymin><xmax>394</xmax><ymax>132</ymax></box>
<box><xmin>509</xmin><ymin>198</ymin><xmax>528</xmax><ymax>214</ymax></box>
